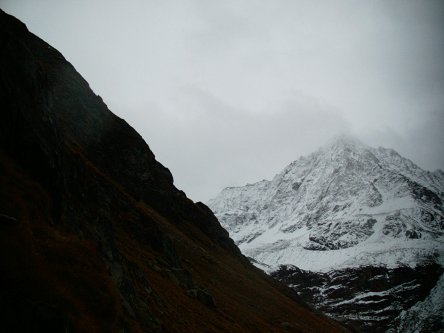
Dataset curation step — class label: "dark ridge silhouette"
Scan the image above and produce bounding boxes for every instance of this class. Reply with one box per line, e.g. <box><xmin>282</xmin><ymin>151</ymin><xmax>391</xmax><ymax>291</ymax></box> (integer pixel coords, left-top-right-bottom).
<box><xmin>0</xmin><ymin>9</ymin><xmax>348</xmax><ymax>333</ymax></box>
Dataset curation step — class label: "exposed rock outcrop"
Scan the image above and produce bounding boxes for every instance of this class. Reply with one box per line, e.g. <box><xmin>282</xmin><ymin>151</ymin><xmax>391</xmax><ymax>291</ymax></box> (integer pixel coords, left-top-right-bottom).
<box><xmin>272</xmin><ymin>263</ymin><xmax>443</xmax><ymax>332</ymax></box>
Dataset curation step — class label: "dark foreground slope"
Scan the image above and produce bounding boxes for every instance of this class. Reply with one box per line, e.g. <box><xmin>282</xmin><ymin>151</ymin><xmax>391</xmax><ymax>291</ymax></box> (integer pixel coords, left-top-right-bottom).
<box><xmin>0</xmin><ymin>10</ymin><xmax>347</xmax><ymax>333</ymax></box>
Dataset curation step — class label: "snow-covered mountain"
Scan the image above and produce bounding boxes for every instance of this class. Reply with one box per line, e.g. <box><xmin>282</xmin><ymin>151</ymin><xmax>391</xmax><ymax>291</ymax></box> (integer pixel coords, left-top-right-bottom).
<box><xmin>208</xmin><ymin>135</ymin><xmax>444</xmax><ymax>271</ymax></box>
<box><xmin>208</xmin><ymin>135</ymin><xmax>444</xmax><ymax>331</ymax></box>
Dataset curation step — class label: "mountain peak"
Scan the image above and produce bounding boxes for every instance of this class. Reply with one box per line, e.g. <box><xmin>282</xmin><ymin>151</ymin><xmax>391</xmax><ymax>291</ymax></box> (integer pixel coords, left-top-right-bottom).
<box><xmin>208</xmin><ymin>137</ymin><xmax>444</xmax><ymax>332</ymax></box>
<box><xmin>209</xmin><ymin>137</ymin><xmax>444</xmax><ymax>271</ymax></box>
<box><xmin>322</xmin><ymin>134</ymin><xmax>367</xmax><ymax>151</ymax></box>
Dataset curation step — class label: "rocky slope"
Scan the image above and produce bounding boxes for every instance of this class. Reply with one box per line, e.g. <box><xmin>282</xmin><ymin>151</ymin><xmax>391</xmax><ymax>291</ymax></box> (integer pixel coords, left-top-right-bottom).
<box><xmin>208</xmin><ymin>135</ymin><xmax>444</xmax><ymax>331</ymax></box>
<box><xmin>0</xmin><ymin>10</ymin><xmax>347</xmax><ymax>333</ymax></box>
<box><xmin>271</xmin><ymin>263</ymin><xmax>443</xmax><ymax>332</ymax></box>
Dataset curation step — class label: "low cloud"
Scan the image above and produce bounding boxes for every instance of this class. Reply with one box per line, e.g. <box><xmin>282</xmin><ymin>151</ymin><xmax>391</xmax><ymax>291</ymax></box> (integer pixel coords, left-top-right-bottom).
<box><xmin>2</xmin><ymin>0</ymin><xmax>443</xmax><ymax>201</ymax></box>
<box><xmin>121</xmin><ymin>88</ymin><xmax>349</xmax><ymax>200</ymax></box>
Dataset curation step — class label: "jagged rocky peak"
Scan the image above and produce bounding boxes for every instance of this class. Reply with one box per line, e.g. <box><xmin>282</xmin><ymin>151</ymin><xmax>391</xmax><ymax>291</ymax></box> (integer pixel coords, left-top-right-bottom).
<box><xmin>209</xmin><ymin>134</ymin><xmax>444</xmax><ymax>267</ymax></box>
<box><xmin>208</xmin><ymin>135</ymin><xmax>444</xmax><ymax>332</ymax></box>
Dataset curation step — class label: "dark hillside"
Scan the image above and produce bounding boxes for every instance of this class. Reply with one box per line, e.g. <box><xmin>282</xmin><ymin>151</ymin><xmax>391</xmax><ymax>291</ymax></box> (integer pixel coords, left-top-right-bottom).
<box><xmin>0</xmin><ymin>9</ymin><xmax>347</xmax><ymax>332</ymax></box>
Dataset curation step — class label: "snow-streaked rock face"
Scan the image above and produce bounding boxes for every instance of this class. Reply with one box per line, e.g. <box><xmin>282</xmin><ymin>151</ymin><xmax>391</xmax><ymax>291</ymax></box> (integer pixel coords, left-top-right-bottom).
<box><xmin>393</xmin><ymin>270</ymin><xmax>444</xmax><ymax>332</ymax></box>
<box><xmin>208</xmin><ymin>135</ymin><xmax>444</xmax><ymax>272</ymax></box>
<box><xmin>208</xmin><ymin>135</ymin><xmax>444</xmax><ymax>331</ymax></box>
<box><xmin>271</xmin><ymin>263</ymin><xmax>443</xmax><ymax>332</ymax></box>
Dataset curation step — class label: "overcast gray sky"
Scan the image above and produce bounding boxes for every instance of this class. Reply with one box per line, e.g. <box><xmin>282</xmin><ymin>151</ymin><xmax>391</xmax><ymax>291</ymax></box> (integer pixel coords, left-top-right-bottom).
<box><xmin>2</xmin><ymin>0</ymin><xmax>444</xmax><ymax>202</ymax></box>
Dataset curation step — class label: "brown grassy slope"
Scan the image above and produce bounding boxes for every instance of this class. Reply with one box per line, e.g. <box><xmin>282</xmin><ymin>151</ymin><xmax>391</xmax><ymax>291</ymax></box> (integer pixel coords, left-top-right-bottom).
<box><xmin>0</xmin><ymin>9</ymin><xmax>348</xmax><ymax>333</ymax></box>
<box><xmin>0</xmin><ymin>151</ymin><xmax>124</xmax><ymax>332</ymax></box>
<box><xmin>0</xmin><ymin>146</ymin><xmax>347</xmax><ymax>333</ymax></box>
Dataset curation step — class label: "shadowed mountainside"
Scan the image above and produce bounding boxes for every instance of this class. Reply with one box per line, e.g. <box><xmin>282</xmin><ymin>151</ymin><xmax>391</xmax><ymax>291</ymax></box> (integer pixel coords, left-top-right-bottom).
<box><xmin>0</xmin><ymin>10</ymin><xmax>347</xmax><ymax>333</ymax></box>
